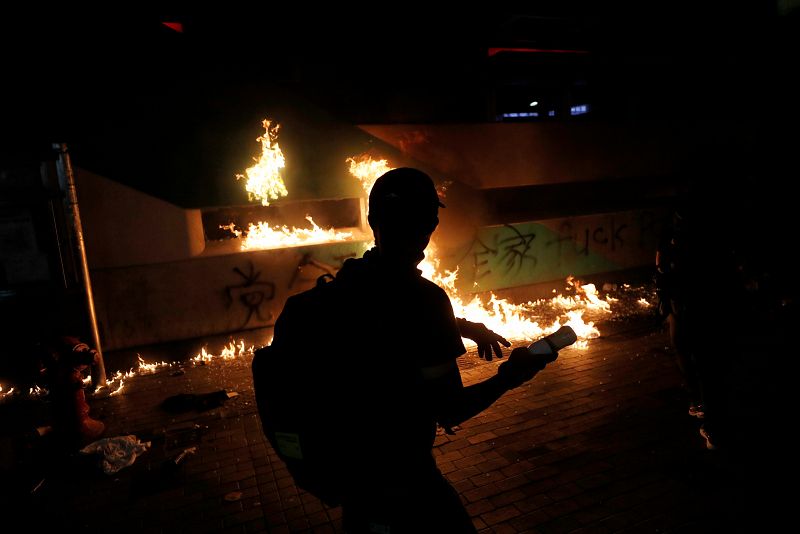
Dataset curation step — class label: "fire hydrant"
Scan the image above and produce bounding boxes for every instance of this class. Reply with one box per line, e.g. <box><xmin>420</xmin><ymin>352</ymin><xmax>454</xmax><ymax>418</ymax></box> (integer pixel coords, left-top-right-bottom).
<box><xmin>45</xmin><ymin>336</ymin><xmax>105</xmax><ymax>447</ymax></box>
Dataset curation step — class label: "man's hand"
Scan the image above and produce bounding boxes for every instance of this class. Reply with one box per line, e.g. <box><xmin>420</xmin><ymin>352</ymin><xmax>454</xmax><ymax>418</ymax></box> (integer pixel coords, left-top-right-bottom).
<box><xmin>457</xmin><ymin>319</ymin><xmax>511</xmax><ymax>361</ymax></box>
<box><xmin>498</xmin><ymin>347</ymin><xmax>556</xmax><ymax>388</ymax></box>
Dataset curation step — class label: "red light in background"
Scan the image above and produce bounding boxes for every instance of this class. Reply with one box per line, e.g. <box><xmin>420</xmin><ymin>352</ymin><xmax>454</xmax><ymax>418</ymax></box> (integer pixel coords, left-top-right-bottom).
<box><xmin>488</xmin><ymin>47</ymin><xmax>588</xmax><ymax>57</ymax></box>
<box><xmin>162</xmin><ymin>22</ymin><xmax>184</xmax><ymax>33</ymax></box>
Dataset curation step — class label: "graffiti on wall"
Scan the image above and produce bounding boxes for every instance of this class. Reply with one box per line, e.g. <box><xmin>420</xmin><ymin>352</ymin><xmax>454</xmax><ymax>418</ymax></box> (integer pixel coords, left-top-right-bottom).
<box><xmin>453</xmin><ymin>209</ymin><xmax>667</xmax><ymax>292</ymax></box>
<box><xmin>224</xmin><ymin>242</ymin><xmax>368</xmax><ymax>329</ymax></box>
<box><xmin>472</xmin><ymin>225</ymin><xmax>539</xmax><ymax>281</ymax></box>
<box><xmin>97</xmin><ymin>208</ymin><xmax>665</xmax><ymax>350</ymax></box>
<box><xmin>225</xmin><ymin>261</ymin><xmax>276</xmax><ymax>328</ymax></box>
<box><xmin>288</xmin><ymin>251</ymin><xmax>359</xmax><ymax>289</ymax></box>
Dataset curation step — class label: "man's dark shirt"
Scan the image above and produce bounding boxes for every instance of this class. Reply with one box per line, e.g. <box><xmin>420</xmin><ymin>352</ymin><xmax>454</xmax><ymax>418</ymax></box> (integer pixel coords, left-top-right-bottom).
<box><xmin>269</xmin><ymin>247</ymin><xmax>465</xmax><ymax>489</ymax></box>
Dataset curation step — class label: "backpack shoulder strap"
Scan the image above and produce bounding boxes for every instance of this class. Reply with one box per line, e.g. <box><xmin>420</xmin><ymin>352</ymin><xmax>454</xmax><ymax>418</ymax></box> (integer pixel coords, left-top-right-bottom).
<box><xmin>316</xmin><ymin>273</ymin><xmax>335</xmax><ymax>286</ymax></box>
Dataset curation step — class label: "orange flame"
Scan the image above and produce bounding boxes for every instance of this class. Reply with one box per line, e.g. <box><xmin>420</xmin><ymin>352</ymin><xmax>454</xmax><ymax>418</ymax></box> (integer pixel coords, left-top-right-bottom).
<box><xmin>418</xmin><ymin>244</ymin><xmax>601</xmax><ymax>348</ymax></box>
<box><xmin>3</xmin><ymin>340</ymin><xmax>262</xmax><ymax>400</ymax></box>
<box><xmin>346</xmin><ymin>155</ymin><xmax>393</xmax><ymax>195</ymax></box>
<box><xmin>237</xmin><ymin>119</ymin><xmax>288</xmax><ymax>206</ymax></box>
<box><xmin>225</xmin><ymin>119</ymin><xmax>359</xmax><ymax>250</ymax></box>
<box><xmin>193</xmin><ymin>340</ymin><xmax>253</xmax><ymax>363</ymax></box>
<box><xmin>221</xmin><ymin>216</ymin><xmax>354</xmax><ymax>251</ymax></box>
<box><xmin>101</xmin><ymin>341</ymin><xmax>256</xmax><ymax>397</ymax></box>
<box><xmin>346</xmin><ymin>155</ymin><xmax>609</xmax><ymax>350</ymax></box>
<box><xmin>0</xmin><ymin>384</ymin><xmax>14</xmax><ymax>401</ymax></box>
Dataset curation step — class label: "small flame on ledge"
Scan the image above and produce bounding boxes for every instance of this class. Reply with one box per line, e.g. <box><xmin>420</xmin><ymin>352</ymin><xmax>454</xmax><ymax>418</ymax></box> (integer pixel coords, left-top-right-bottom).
<box><xmin>237</xmin><ymin>119</ymin><xmax>288</xmax><ymax>206</ymax></box>
<box><xmin>221</xmin><ymin>216</ymin><xmax>355</xmax><ymax>251</ymax></box>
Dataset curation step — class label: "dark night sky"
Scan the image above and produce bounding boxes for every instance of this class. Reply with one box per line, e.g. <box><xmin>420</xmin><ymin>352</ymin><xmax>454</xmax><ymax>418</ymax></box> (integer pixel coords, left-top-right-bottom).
<box><xmin>3</xmin><ymin>5</ymin><xmax>790</xmax><ymax>130</ymax></box>
<box><xmin>1</xmin><ymin>5</ymin><xmax>797</xmax><ymax>207</ymax></box>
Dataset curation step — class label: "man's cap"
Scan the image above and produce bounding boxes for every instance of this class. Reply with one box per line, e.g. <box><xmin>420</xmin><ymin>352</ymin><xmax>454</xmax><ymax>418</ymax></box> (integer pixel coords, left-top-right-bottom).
<box><xmin>368</xmin><ymin>168</ymin><xmax>445</xmax><ymax>223</ymax></box>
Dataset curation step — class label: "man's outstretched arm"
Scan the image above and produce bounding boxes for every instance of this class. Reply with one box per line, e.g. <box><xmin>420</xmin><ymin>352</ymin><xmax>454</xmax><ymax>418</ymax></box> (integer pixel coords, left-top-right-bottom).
<box><xmin>423</xmin><ymin>348</ymin><xmax>554</xmax><ymax>429</ymax></box>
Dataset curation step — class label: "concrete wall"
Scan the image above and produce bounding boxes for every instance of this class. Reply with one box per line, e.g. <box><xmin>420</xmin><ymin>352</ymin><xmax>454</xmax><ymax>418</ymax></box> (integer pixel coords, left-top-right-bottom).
<box><xmin>75</xmin><ymin>167</ymin><xmax>205</xmax><ymax>269</ymax></box>
<box><xmin>72</xmin><ymin>166</ymin><xmax>372</xmax><ymax>350</ymax></box>
<box><xmin>437</xmin><ymin>209</ymin><xmax>666</xmax><ymax>294</ymax></box>
<box><xmin>76</xmin><ymin>121</ymin><xmax>685</xmax><ymax>351</ymax></box>
<box><xmin>89</xmin><ymin>206</ymin><xmax>664</xmax><ymax>351</ymax></box>
<box><xmin>359</xmin><ymin>122</ymin><xmax>706</xmax><ymax>188</ymax></box>
<box><xmin>91</xmin><ymin>241</ymin><xmax>370</xmax><ymax>351</ymax></box>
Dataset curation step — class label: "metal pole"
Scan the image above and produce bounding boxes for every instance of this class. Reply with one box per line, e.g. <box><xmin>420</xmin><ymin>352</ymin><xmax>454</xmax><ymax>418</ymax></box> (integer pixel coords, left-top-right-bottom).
<box><xmin>54</xmin><ymin>143</ymin><xmax>107</xmax><ymax>387</ymax></box>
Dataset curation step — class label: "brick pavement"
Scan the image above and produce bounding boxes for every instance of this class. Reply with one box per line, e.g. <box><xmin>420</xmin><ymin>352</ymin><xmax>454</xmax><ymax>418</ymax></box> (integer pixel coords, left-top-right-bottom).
<box><xmin>2</xmin><ymin>318</ymin><xmax>771</xmax><ymax>533</ymax></box>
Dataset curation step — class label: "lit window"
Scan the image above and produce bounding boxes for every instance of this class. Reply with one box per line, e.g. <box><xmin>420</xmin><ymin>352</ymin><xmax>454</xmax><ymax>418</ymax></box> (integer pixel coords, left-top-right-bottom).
<box><xmin>570</xmin><ymin>104</ymin><xmax>589</xmax><ymax>116</ymax></box>
<box><xmin>502</xmin><ymin>112</ymin><xmax>539</xmax><ymax>119</ymax></box>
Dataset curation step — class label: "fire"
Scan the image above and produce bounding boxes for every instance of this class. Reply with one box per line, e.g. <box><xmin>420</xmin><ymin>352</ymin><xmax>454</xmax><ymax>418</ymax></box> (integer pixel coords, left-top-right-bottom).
<box><xmin>346</xmin><ymin>156</ymin><xmax>607</xmax><ymax>349</ymax></box>
<box><xmin>221</xmin><ymin>216</ymin><xmax>354</xmax><ymax>251</ymax></box>
<box><xmin>193</xmin><ymin>340</ymin><xmax>254</xmax><ymax>363</ymax></box>
<box><xmin>1</xmin><ymin>341</ymin><xmax>261</xmax><ymax>400</ymax></box>
<box><xmin>550</xmin><ymin>276</ymin><xmax>612</xmax><ymax>313</ymax></box>
<box><xmin>236</xmin><ymin>119</ymin><xmax>288</xmax><ymax>206</ymax></box>
<box><xmin>100</xmin><ymin>341</ymin><xmax>257</xmax><ymax>397</ymax></box>
<box><xmin>224</xmin><ymin>120</ymin><xmax>359</xmax><ymax>250</ymax></box>
<box><xmin>97</xmin><ymin>357</ymin><xmax>155</xmax><ymax>397</ymax></box>
<box><xmin>220</xmin><ymin>340</ymin><xmax>253</xmax><ymax>359</ymax></box>
<box><xmin>346</xmin><ymin>155</ymin><xmax>393</xmax><ymax>195</ymax></box>
<box><xmin>105</xmin><ymin>371</ymin><xmax>131</xmax><ymax>396</ymax></box>
<box><xmin>418</xmin><ymin>244</ymin><xmax>602</xmax><ymax>348</ymax></box>
<box><xmin>136</xmin><ymin>354</ymin><xmax>171</xmax><ymax>373</ymax></box>
<box><xmin>0</xmin><ymin>384</ymin><xmax>13</xmax><ymax>401</ymax></box>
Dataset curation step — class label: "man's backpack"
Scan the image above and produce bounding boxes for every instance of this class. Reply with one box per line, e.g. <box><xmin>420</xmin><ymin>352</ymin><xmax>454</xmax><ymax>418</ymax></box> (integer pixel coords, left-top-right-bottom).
<box><xmin>252</xmin><ymin>274</ymin><xmax>350</xmax><ymax>506</ymax></box>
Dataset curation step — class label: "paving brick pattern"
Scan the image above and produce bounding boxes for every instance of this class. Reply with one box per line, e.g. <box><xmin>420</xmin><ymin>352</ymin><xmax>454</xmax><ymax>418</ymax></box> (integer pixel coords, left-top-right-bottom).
<box><xmin>6</xmin><ymin>319</ymin><xmax>765</xmax><ymax>532</ymax></box>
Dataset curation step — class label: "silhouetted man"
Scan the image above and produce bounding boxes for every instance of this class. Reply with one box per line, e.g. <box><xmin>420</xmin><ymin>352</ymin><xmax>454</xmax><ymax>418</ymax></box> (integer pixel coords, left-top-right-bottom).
<box><xmin>255</xmin><ymin>168</ymin><xmax>554</xmax><ymax>533</ymax></box>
